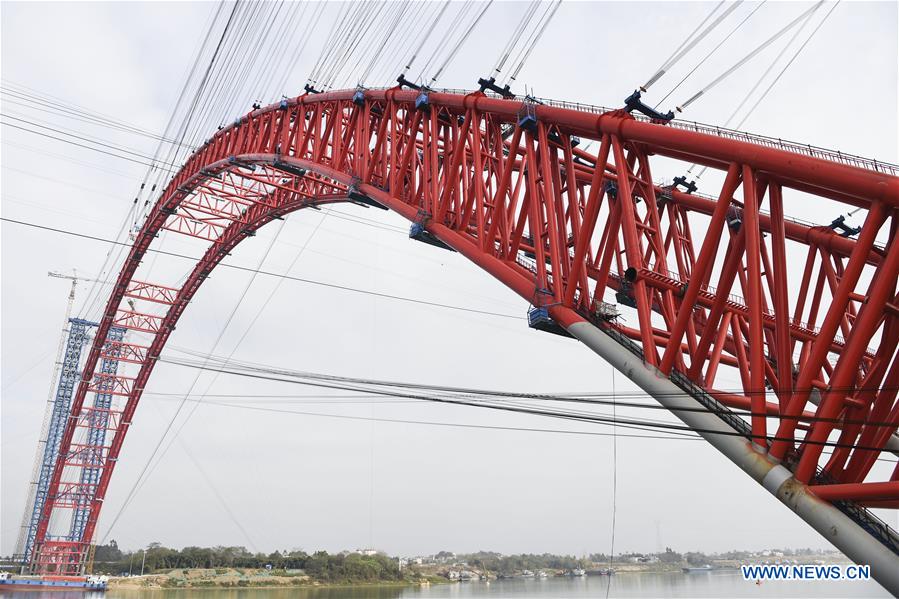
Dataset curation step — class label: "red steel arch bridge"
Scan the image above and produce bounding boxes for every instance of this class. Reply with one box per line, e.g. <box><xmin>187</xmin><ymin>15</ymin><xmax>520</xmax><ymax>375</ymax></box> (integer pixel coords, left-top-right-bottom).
<box><xmin>16</xmin><ymin>87</ymin><xmax>899</xmax><ymax>591</ymax></box>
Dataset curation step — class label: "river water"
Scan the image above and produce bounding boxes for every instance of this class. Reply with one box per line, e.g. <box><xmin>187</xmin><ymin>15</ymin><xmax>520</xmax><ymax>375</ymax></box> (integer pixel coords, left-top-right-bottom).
<box><xmin>2</xmin><ymin>571</ymin><xmax>889</xmax><ymax>599</ymax></box>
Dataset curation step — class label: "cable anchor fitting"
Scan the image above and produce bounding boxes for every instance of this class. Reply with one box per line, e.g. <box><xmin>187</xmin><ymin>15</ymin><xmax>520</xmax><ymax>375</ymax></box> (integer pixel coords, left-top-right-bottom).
<box><xmin>477</xmin><ymin>76</ymin><xmax>515</xmax><ymax>99</ymax></box>
<box><xmin>623</xmin><ymin>90</ymin><xmax>675</xmax><ymax>123</ymax></box>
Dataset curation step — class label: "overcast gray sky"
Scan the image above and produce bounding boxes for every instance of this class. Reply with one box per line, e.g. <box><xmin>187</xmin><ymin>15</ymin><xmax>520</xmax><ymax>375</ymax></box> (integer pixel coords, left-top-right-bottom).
<box><xmin>2</xmin><ymin>0</ymin><xmax>897</xmax><ymax>560</ymax></box>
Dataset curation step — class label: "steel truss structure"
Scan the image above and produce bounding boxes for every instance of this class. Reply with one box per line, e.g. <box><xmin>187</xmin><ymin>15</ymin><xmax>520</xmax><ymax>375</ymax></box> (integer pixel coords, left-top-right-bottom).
<box><xmin>28</xmin><ymin>88</ymin><xmax>899</xmax><ymax>590</ymax></box>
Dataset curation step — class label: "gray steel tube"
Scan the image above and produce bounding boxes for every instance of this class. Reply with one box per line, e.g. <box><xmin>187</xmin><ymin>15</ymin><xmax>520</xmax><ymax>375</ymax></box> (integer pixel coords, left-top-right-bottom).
<box><xmin>565</xmin><ymin>319</ymin><xmax>899</xmax><ymax>595</ymax></box>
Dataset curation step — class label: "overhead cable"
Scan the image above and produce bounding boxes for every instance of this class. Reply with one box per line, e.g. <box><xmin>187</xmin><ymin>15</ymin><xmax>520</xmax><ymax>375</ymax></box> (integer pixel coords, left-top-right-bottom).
<box><xmin>677</xmin><ymin>0</ymin><xmax>825</xmax><ymax>112</ymax></box>
<box><xmin>505</xmin><ymin>0</ymin><xmax>563</xmax><ymax>86</ymax></box>
<box><xmin>641</xmin><ymin>0</ymin><xmax>740</xmax><ymax>91</ymax></box>
<box><xmin>653</xmin><ymin>1</ymin><xmax>768</xmax><ymax>110</ymax></box>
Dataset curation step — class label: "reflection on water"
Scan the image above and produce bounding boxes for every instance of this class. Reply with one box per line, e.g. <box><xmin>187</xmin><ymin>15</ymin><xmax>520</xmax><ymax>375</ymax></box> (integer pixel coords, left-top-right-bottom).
<box><xmin>0</xmin><ymin>572</ymin><xmax>889</xmax><ymax>599</ymax></box>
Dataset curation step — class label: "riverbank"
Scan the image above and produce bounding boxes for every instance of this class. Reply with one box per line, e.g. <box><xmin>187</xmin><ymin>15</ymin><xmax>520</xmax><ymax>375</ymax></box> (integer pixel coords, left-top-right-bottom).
<box><xmin>109</xmin><ymin>568</ymin><xmax>444</xmax><ymax>590</ymax></box>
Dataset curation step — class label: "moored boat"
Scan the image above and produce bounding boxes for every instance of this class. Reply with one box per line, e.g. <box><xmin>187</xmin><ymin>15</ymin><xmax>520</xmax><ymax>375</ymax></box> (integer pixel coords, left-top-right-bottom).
<box><xmin>0</xmin><ymin>572</ymin><xmax>108</xmax><ymax>591</ymax></box>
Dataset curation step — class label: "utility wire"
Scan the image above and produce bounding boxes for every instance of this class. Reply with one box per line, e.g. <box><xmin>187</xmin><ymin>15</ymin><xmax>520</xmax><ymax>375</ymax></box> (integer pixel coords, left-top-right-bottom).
<box><xmin>0</xmin><ymin>216</ymin><xmax>523</xmax><ymax>320</ymax></box>
<box><xmin>165</xmin><ymin>347</ymin><xmax>899</xmax><ymax>430</ymax></box>
<box><xmin>158</xmin><ymin>356</ymin><xmax>899</xmax><ymax>452</ymax></box>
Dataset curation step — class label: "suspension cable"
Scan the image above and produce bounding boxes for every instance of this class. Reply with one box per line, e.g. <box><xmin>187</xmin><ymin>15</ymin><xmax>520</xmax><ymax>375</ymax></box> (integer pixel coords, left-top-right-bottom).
<box><xmin>641</xmin><ymin>0</ymin><xmax>739</xmax><ymax>91</ymax></box>
<box><xmin>400</xmin><ymin>0</ymin><xmax>452</xmax><ymax>80</ymax></box>
<box><xmin>427</xmin><ymin>0</ymin><xmax>495</xmax><ymax>87</ymax></box>
<box><xmin>687</xmin><ymin>1</ymin><xmax>833</xmax><ymax>181</ymax></box>
<box><xmin>676</xmin><ymin>0</ymin><xmax>825</xmax><ymax>112</ymax></box>
<box><xmin>417</xmin><ymin>1</ymin><xmax>473</xmax><ymax>84</ymax></box>
<box><xmin>491</xmin><ymin>0</ymin><xmax>541</xmax><ymax>77</ymax></box>
<box><xmin>357</xmin><ymin>0</ymin><xmax>411</xmax><ymax>84</ymax></box>
<box><xmin>505</xmin><ymin>0</ymin><xmax>563</xmax><ymax>87</ymax></box>
<box><xmin>653</xmin><ymin>1</ymin><xmax>767</xmax><ymax>110</ymax></box>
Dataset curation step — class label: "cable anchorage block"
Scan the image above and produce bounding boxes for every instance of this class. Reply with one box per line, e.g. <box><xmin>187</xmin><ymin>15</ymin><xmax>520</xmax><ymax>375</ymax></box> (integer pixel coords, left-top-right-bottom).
<box><xmin>477</xmin><ymin>76</ymin><xmax>515</xmax><ymax>99</ymax></box>
<box><xmin>304</xmin><ymin>83</ymin><xmax>322</xmax><ymax>95</ymax></box>
<box><xmin>623</xmin><ymin>90</ymin><xmax>675</xmax><ymax>123</ymax></box>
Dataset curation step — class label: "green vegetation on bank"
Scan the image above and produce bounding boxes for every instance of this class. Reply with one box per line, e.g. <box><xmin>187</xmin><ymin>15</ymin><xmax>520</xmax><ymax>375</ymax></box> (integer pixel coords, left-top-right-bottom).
<box><xmin>92</xmin><ymin>541</ymin><xmax>404</xmax><ymax>584</ymax></box>
<box><xmin>457</xmin><ymin>551</ymin><xmax>590</xmax><ymax>573</ymax></box>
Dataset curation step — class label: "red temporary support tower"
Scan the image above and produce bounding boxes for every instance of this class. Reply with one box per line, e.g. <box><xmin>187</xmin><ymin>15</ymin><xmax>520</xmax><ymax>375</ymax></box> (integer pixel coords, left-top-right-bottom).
<box><xmin>29</xmin><ymin>88</ymin><xmax>899</xmax><ymax>590</ymax></box>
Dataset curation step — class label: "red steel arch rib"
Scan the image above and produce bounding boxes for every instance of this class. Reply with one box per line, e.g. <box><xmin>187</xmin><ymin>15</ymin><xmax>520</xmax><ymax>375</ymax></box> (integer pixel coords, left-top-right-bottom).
<box><xmin>32</xmin><ymin>88</ymin><xmax>899</xmax><ymax>583</ymax></box>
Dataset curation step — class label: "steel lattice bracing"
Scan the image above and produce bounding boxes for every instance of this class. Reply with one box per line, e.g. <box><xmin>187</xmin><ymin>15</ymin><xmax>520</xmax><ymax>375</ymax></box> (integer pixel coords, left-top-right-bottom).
<box><xmin>17</xmin><ymin>318</ymin><xmax>95</xmax><ymax>566</ymax></box>
<box><xmin>30</xmin><ymin>89</ymin><xmax>899</xmax><ymax>587</ymax></box>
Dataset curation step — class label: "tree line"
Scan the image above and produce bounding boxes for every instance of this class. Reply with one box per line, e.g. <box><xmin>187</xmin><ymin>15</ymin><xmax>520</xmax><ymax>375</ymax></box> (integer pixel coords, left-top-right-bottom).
<box><xmin>92</xmin><ymin>541</ymin><xmax>402</xmax><ymax>582</ymax></box>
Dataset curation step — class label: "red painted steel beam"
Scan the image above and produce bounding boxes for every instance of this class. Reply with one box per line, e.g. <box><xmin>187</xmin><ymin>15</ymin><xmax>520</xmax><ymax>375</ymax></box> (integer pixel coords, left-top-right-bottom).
<box><xmin>810</xmin><ymin>481</ymin><xmax>899</xmax><ymax>503</ymax></box>
<box><xmin>32</xmin><ymin>88</ymin><xmax>898</xmax><ymax>576</ymax></box>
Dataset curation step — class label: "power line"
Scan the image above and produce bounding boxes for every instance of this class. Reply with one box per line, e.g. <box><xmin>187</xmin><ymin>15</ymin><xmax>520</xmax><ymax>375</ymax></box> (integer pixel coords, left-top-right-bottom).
<box><xmin>0</xmin><ymin>216</ymin><xmax>522</xmax><ymax>319</ymax></box>
<box><xmin>158</xmin><ymin>356</ymin><xmax>899</xmax><ymax>452</ymax></box>
<box><xmin>165</xmin><ymin>347</ymin><xmax>899</xmax><ymax>430</ymax></box>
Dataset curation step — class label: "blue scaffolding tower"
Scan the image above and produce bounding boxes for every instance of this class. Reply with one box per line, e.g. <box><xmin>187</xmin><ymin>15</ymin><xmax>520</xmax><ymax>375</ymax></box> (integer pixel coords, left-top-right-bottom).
<box><xmin>18</xmin><ymin>318</ymin><xmax>95</xmax><ymax>565</ymax></box>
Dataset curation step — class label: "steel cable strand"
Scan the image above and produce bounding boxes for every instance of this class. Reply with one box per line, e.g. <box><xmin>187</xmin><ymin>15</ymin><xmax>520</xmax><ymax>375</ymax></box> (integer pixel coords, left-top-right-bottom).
<box><xmin>272</xmin><ymin>0</ymin><xmax>329</xmax><ymax>96</ymax></box>
<box><xmin>327</xmin><ymin>1</ymin><xmax>388</xmax><ymax>90</ymax></box>
<box><xmin>505</xmin><ymin>0</ymin><xmax>563</xmax><ymax>88</ymax></box>
<box><xmin>151</xmin><ymin>0</ymin><xmax>246</xmax><ymax>180</ymax></box>
<box><xmin>314</xmin><ymin>0</ymin><xmax>369</xmax><ymax>89</ymax></box>
<box><xmin>209</xmin><ymin>1</ymin><xmax>282</xmax><ymax>138</ymax></box>
<box><xmin>307</xmin><ymin>1</ymin><xmax>353</xmax><ymax>87</ymax></box>
<box><xmin>154</xmin><ymin>1</ymin><xmax>251</xmax><ymax>178</ymax></box>
<box><xmin>178</xmin><ymin>346</ymin><xmax>899</xmax><ymax>431</ymax></box>
<box><xmin>261</xmin><ymin>0</ymin><xmax>310</xmax><ymax>100</ymax></box>
<box><xmin>156</xmin><ymin>357</ymin><xmax>705</xmax><ymax>439</ymax></box>
<box><xmin>155</xmin><ymin>357</ymin><xmax>899</xmax><ymax>451</ymax></box>
<box><xmin>687</xmin><ymin>0</ymin><xmax>833</xmax><ymax>181</ymax></box>
<box><xmin>332</xmin><ymin>0</ymin><xmax>400</xmax><ymax>88</ymax></box>
<box><xmin>399</xmin><ymin>0</ymin><xmax>452</xmax><ymax>81</ymax></box>
<box><xmin>312</xmin><ymin>0</ymin><xmax>368</xmax><ymax>89</ymax></box>
<box><xmin>641</xmin><ymin>0</ymin><xmax>740</xmax><ymax>91</ymax></box>
<box><xmin>324</xmin><ymin>1</ymin><xmax>390</xmax><ymax>90</ymax></box>
<box><xmin>181</xmin><ymin>0</ymin><xmax>258</xmax><ymax>141</ymax></box>
<box><xmin>253</xmin><ymin>0</ymin><xmax>306</xmax><ymax>102</ymax></box>
<box><xmin>731</xmin><ymin>1</ymin><xmax>842</xmax><ymax>132</ymax></box>
<box><xmin>235</xmin><ymin>0</ymin><xmax>290</xmax><ymax>110</ymax></box>
<box><xmin>416</xmin><ymin>1</ymin><xmax>474</xmax><ymax>85</ymax></box>
<box><xmin>0</xmin><ymin>88</ymin><xmax>193</xmax><ymax>149</ymax></box>
<box><xmin>652</xmin><ymin>0</ymin><xmax>768</xmax><ymax>111</ymax></box>
<box><xmin>357</xmin><ymin>0</ymin><xmax>412</xmax><ymax>85</ymax></box>
<box><xmin>427</xmin><ymin>0</ymin><xmax>495</xmax><ymax>88</ymax></box>
<box><xmin>676</xmin><ymin>0</ymin><xmax>826</xmax><ymax>112</ymax></box>
<box><xmin>345</xmin><ymin>0</ymin><xmax>408</xmax><ymax>87</ymax></box>
<box><xmin>491</xmin><ymin>0</ymin><xmax>541</xmax><ymax>78</ymax></box>
<box><xmin>373</xmin><ymin>1</ymin><xmax>432</xmax><ymax>85</ymax></box>
<box><xmin>134</xmin><ymin>0</ymin><xmax>248</xmax><ymax>290</ymax></box>
<box><xmin>180</xmin><ymin>0</ymin><xmax>263</xmax><ymax>151</ymax></box>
